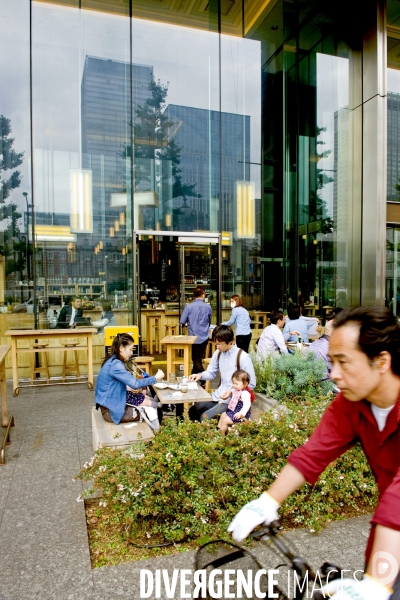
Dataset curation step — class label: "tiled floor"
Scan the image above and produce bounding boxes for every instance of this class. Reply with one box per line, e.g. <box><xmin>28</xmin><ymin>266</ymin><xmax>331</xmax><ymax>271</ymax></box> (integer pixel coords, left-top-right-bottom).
<box><xmin>0</xmin><ymin>381</ymin><xmax>370</xmax><ymax>600</ymax></box>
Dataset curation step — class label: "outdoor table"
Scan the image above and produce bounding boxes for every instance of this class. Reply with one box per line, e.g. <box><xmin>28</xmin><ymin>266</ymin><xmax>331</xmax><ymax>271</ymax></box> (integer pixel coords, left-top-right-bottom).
<box><xmin>159</xmin><ymin>334</ymin><xmax>197</xmax><ymax>377</ymax></box>
<box><xmin>249</xmin><ymin>311</ymin><xmax>269</xmax><ymax>329</ymax></box>
<box><xmin>303</xmin><ymin>304</ymin><xmax>318</xmax><ymax>317</ymax></box>
<box><xmin>0</xmin><ymin>344</ymin><xmax>12</xmax><ymax>465</ymax></box>
<box><xmin>6</xmin><ymin>328</ymin><xmax>96</xmax><ymax>396</ymax></box>
<box><xmin>152</xmin><ymin>382</ymin><xmax>212</xmax><ymax>405</ymax></box>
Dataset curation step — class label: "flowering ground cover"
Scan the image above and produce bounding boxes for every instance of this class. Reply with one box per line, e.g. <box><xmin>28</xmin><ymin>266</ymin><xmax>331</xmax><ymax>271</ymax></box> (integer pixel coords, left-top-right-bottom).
<box><xmin>77</xmin><ymin>394</ymin><xmax>377</xmax><ymax>568</ymax></box>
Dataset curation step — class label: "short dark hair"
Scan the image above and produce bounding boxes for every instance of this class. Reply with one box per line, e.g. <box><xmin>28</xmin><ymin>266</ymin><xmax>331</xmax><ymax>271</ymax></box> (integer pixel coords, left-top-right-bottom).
<box><xmin>326</xmin><ymin>307</ymin><xmax>343</xmax><ymax>321</ymax></box>
<box><xmin>193</xmin><ymin>287</ymin><xmax>205</xmax><ymax>298</ymax></box>
<box><xmin>232</xmin><ymin>369</ymin><xmax>250</xmax><ymax>385</ymax></box>
<box><xmin>212</xmin><ymin>324</ymin><xmax>234</xmax><ymax>344</ymax></box>
<box><xmin>332</xmin><ymin>307</ymin><xmax>400</xmax><ymax>376</ymax></box>
<box><xmin>288</xmin><ymin>303</ymin><xmax>300</xmax><ymax>320</ymax></box>
<box><xmin>70</xmin><ymin>295</ymin><xmax>81</xmax><ymax>303</ymax></box>
<box><xmin>270</xmin><ymin>310</ymin><xmax>284</xmax><ymax>325</ymax></box>
<box><xmin>231</xmin><ymin>294</ymin><xmax>243</xmax><ymax>307</ymax></box>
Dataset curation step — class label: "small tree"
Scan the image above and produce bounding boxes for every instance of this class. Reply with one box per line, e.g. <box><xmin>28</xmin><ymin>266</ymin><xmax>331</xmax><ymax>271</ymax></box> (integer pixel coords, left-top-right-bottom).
<box><xmin>121</xmin><ymin>77</ymin><xmax>200</xmax><ymax>226</ymax></box>
<box><xmin>0</xmin><ymin>116</ymin><xmax>24</xmax><ymax>282</ymax></box>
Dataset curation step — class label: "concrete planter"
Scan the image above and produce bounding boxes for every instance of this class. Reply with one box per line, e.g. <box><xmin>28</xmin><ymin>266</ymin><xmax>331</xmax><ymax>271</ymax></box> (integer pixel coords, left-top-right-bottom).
<box><xmin>253</xmin><ymin>391</ymin><xmax>278</xmax><ymax>413</ymax></box>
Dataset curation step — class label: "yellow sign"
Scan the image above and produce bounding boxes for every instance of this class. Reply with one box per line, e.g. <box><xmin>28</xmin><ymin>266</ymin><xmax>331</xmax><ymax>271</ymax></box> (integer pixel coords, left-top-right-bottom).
<box><xmin>104</xmin><ymin>326</ymin><xmax>139</xmax><ymax>347</ymax></box>
<box><xmin>221</xmin><ymin>231</ymin><xmax>232</xmax><ymax>245</ymax></box>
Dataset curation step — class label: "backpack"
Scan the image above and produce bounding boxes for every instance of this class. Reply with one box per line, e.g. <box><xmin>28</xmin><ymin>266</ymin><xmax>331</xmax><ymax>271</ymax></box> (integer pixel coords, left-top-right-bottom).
<box><xmin>216</xmin><ymin>348</ymin><xmax>255</xmax><ymax>402</ymax></box>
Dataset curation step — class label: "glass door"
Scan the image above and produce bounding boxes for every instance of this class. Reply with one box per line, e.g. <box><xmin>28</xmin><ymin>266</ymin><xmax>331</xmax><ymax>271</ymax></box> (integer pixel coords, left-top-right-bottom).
<box><xmin>136</xmin><ymin>232</ymin><xmax>220</xmax><ymax>355</ymax></box>
<box><xmin>178</xmin><ymin>241</ymin><xmax>218</xmax><ymax>326</ymax></box>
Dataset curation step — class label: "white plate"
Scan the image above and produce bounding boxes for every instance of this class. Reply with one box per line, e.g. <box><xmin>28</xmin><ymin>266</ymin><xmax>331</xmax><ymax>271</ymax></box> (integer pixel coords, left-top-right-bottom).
<box><xmin>154</xmin><ymin>383</ymin><xmax>167</xmax><ymax>389</ymax></box>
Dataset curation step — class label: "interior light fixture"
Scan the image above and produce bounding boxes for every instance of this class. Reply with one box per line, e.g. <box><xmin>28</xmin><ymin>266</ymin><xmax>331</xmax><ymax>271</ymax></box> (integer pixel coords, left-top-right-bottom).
<box><xmin>70</xmin><ymin>168</ymin><xmax>93</xmax><ymax>233</ymax></box>
<box><xmin>122</xmin><ymin>247</ymin><xmax>126</xmax><ymax>256</ymax></box>
<box><xmin>222</xmin><ymin>250</ymin><xmax>227</xmax><ymax>258</ymax></box>
<box><xmin>110</xmin><ymin>226</ymin><xmax>115</xmax><ymax>238</ymax></box>
<box><xmin>313</xmin><ymin>239</ymin><xmax>318</xmax><ymax>245</ymax></box>
<box><xmin>99</xmin><ymin>241</ymin><xmax>103</xmax><ymax>249</ymax></box>
<box><xmin>165</xmin><ymin>213</ymin><xmax>171</xmax><ymax>227</ymax></box>
<box><xmin>119</xmin><ymin>212</ymin><xmax>125</xmax><ymax>225</ymax></box>
<box><xmin>236</xmin><ymin>181</ymin><xmax>255</xmax><ymax>239</ymax></box>
<box><xmin>302</xmin><ymin>234</ymin><xmax>307</xmax><ymax>239</ymax></box>
<box><xmin>114</xmin><ymin>220</ymin><xmax>120</xmax><ymax>232</ymax></box>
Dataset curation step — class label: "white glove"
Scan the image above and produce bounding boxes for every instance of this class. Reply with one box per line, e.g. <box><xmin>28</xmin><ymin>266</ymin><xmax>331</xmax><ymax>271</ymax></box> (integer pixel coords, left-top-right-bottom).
<box><xmin>227</xmin><ymin>492</ymin><xmax>280</xmax><ymax>543</ymax></box>
<box><xmin>320</xmin><ymin>575</ymin><xmax>392</xmax><ymax>600</ymax></box>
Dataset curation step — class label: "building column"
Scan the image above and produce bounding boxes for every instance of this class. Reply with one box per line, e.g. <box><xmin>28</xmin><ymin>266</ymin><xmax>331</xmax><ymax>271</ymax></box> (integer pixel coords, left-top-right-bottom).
<box><xmin>361</xmin><ymin>0</ymin><xmax>387</xmax><ymax>305</ymax></box>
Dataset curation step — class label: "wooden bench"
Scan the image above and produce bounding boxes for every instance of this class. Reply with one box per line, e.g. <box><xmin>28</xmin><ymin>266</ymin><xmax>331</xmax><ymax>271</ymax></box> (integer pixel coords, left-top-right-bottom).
<box><xmin>91</xmin><ymin>407</ymin><xmax>154</xmax><ymax>450</ymax></box>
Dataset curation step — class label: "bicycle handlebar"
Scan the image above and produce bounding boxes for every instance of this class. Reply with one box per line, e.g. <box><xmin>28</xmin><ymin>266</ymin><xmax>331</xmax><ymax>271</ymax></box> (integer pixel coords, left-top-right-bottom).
<box><xmin>251</xmin><ymin>521</ymin><xmax>342</xmax><ymax>600</ymax></box>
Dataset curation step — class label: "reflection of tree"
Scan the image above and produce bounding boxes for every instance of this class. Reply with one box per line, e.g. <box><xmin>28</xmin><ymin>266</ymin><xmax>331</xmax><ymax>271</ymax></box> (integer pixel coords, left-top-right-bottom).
<box><xmin>0</xmin><ymin>115</ymin><xmax>26</xmax><ymax>281</ymax></box>
<box><xmin>121</xmin><ymin>77</ymin><xmax>200</xmax><ymax>226</ymax></box>
<box><xmin>309</xmin><ymin>126</ymin><xmax>334</xmax><ymax>234</ymax></box>
<box><xmin>394</xmin><ymin>179</ymin><xmax>400</xmax><ymax>202</ymax></box>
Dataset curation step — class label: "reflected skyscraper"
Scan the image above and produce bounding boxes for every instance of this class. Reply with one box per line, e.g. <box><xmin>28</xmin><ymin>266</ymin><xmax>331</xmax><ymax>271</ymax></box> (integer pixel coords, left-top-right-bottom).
<box><xmin>164</xmin><ymin>104</ymin><xmax>250</xmax><ymax>232</ymax></box>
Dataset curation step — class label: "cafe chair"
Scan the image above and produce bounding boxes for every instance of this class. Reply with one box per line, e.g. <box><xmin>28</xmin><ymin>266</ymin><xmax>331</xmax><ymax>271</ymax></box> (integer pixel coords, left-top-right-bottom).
<box><xmin>31</xmin><ymin>342</ymin><xmax>50</xmax><ymax>384</ymax></box>
<box><xmin>61</xmin><ymin>340</ymin><xmax>81</xmax><ymax>381</ymax></box>
<box><xmin>133</xmin><ymin>356</ymin><xmax>155</xmax><ymax>376</ymax></box>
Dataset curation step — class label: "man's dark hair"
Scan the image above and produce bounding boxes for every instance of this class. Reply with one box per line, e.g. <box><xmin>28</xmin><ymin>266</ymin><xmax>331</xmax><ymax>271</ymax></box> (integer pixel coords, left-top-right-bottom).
<box><xmin>70</xmin><ymin>295</ymin><xmax>81</xmax><ymax>304</ymax></box>
<box><xmin>212</xmin><ymin>324</ymin><xmax>234</xmax><ymax>344</ymax></box>
<box><xmin>270</xmin><ymin>310</ymin><xmax>284</xmax><ymax>325</ymax></box>
<box><xmin>101</xmin><ymin>300</ymin><xmax>112</xmax><ymax>311</ymax></box>
<box><xmin>332</xmin><ymin>306</ymin><xmax>400</xmax><ymax>376</ymax></box>
<box><xmin>288</xmin><ymin>303</ymin><xmax>300</xmax><ymax>320</ymax></box>
<box><xmin>326</xmin><ymin>307</ymin><xmax>343</xmax><ymax>321</ymax></box>
<box><xmin>193</xmin><ymin>287</ymin><xmax>205</xmax><ymax>298</ymax></box>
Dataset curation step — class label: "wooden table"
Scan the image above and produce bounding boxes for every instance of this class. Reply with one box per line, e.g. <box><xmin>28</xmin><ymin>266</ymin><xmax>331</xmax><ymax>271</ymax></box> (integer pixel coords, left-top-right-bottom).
<box><xmin>303</xmin><ymin>305</ymin><xmax>318</xmax><ymax>317</ymax></box>
<box><xmin>0</xmin><ymin>345</ymin><xmax>12</xmax><ymax>465</ymax></box>
<box><xmin>249</xmin><ymin>311</ymin><xmax>269</xmax><ymax>329</ymax></box>
<box><xmin>6</xmin><ymin>328</ymin><xmax>96</xmax><ymax>396</ymax></box>
<box><xmin>159</xmin><ymin>335</ymin><xmax>198</xmax><ymax>378</ymax></box>
<box><xmin>153</xmin><ymin>382</ymin><xmax>212</xmax><ymax>405</ymax></box>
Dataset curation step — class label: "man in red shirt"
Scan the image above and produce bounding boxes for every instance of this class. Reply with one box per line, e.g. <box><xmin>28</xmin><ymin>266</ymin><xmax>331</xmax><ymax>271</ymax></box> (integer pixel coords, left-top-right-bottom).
<box><xmin>229</xmin><ymin>307</ymin><xmax>400</xmax><ymax>599</ymax></box>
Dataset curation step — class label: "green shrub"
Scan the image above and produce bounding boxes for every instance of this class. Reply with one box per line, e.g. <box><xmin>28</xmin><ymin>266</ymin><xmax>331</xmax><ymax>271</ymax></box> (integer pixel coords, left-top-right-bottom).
<box><xmin>251</xmin><ymin>350</ymin><xmax>333</xmax><ymax>402</ymax></box>
<box><xmin>77</xmin><ymin>398</ymin><xmax>377</xmax><ymax>545</ymax></box>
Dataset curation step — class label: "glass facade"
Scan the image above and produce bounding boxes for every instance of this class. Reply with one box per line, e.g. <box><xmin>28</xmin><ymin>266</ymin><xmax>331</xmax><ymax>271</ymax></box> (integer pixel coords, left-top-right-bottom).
<box><xmin>0</xmin><ymin>0</ymin><xmax>396</xmax><ymax>363</ymax></box>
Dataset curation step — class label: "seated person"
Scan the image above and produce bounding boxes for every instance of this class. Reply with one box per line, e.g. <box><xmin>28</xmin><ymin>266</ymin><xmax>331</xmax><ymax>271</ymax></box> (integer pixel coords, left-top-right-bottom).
<box><xmin>257</xmin><ymin>310</ymin><xmax>289</xmax><ymax>357</ymax></box>
<box><xmin>217</xmin><ymin>370</ymin><xmax>253</xmax><ymax>435</ymax></box>
<box><xmin>188</xmin><ymin>325</ymin><xmax>256</xmax><ymax>422</ymax></box>
<box><xmin>91</xmin><ymin>300</ymin><xmax>117</xmax><ymax>333</ymax></box>
<box><xmin>283</xmin><ymin>303</ymin><xmax>309</xmax><ymax>343</ymax></box>
<box><xmin>300</xmin><ymin>314</ymin><xmax>320</xmax><ymax>337</ymax></box>
<box><xmin>306</xmin><ymin>308</ymin><xmax>343</xmax><ymax>379</ymax></box>
<box><xmin>95</xmin><ymin>332</ymin><xmax>164</xmax><ymax>424</ymax></box>
<box><xmin>56</xmin><ymin>295</ymin><xmax>83</xmax><ymax>329</ymax></box>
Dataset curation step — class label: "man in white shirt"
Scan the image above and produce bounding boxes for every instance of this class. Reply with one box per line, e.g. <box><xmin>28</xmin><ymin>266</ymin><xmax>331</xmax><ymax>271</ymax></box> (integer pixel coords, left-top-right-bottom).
<box><xmin>257</xmin><ymin>310</ymin><xmax>300</xmax><ymax>358</ymax></box>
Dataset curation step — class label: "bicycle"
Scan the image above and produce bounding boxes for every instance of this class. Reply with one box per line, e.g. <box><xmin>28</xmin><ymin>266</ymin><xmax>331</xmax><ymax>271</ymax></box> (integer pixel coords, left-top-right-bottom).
<box><xmin>195</xmin><ymin>520</ymin><xmax>344</xmax><ymax>600</ymax></box>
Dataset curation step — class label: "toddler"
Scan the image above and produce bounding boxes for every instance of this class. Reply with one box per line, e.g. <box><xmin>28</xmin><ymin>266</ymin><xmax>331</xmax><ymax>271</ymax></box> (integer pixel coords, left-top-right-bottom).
<box><xmin>218</xmin><ymin>370</ymin><xmax>253</xmax><ymax>435</ymax></box>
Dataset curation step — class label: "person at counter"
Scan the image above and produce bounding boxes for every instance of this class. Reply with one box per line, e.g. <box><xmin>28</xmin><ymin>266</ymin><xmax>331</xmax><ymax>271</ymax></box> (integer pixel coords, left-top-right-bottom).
<box><xmin>95</xmin><ymin>333</ymin><xmax>165</xmax><ymax>424</ymax></box>
<box><xmin>91</xmin><ymin>301</ymin><xmax>117</xmax><ymax>334</ymax></box>
<box><xmin>180</xmin><ymin>287</ymin><xmax>212</xmax><ymax>379</ymax></box>
<box><xmin>56</xmin><ymin>296</ymin><xmax>83</xmax><ymax>329</ymax></box>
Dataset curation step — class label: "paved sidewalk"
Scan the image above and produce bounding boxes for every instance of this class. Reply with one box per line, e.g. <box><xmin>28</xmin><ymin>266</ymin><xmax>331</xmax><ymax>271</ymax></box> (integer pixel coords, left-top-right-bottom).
<box><xmin>0</xmin><ymin>383</ymin><xmax>370</xmax><ymax>600</ymax></box>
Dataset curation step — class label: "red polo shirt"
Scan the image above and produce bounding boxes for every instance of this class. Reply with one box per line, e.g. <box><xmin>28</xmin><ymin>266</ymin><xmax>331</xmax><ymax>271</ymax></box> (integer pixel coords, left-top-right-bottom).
<box><xmin>288</xmin><ymin>392</ymin><xmax>400</xmax><ymax>559</ymax></box>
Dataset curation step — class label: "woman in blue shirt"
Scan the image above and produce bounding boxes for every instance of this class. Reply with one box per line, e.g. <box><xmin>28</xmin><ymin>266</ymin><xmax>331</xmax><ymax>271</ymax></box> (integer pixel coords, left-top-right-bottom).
<box><xmin>222</xmin><ymin>295</ymin><xmax>252</xmax><ymax>352</ymax></box>
<box><xmin>95</xmin><ymin>333</ymin><xmax>164</xmax><ymax>424</ymax></box>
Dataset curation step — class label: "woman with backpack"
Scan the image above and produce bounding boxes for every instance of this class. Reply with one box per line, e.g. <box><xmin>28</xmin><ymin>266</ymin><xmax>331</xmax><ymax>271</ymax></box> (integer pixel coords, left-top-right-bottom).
<box><xmin>217</xmin><ymin>369</ymin><xmax>254</xmax><ymax>434</ymax></box>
